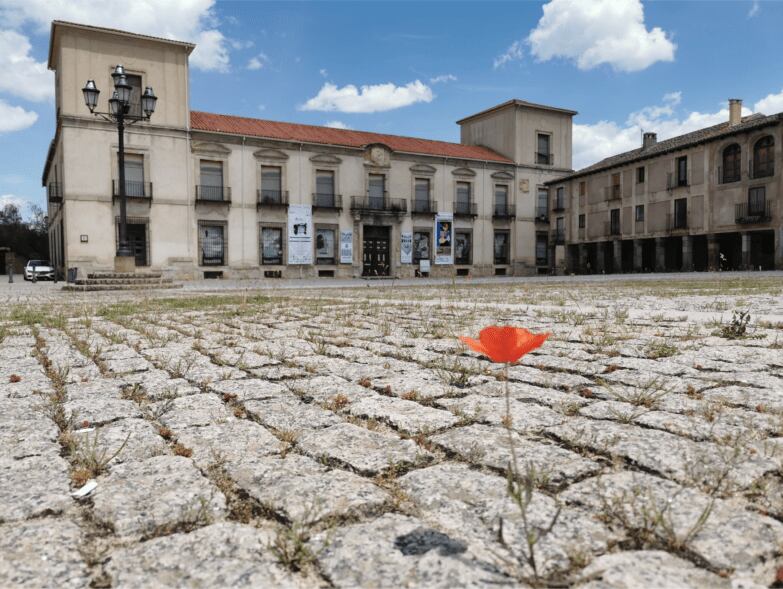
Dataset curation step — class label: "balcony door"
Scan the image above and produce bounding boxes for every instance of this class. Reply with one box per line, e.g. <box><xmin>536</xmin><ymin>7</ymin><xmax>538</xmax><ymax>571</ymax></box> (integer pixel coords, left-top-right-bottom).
<box><xmin>368</xmin><ymin>174</ymin><xmax>385</xmax><ymax>209</ymax></box>
<box><xmin>123</xmin><ymin>154</ymin><xmax>145</xmax><ymax>197</ymax></box>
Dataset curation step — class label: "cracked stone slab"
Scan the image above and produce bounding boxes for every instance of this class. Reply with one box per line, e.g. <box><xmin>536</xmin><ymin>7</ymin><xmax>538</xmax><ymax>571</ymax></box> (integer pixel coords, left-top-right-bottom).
<box><xmin>297</xmin><ymin>422</ymin><xmax>428</xmax><ymax>475</ymax></box>
<box><xmin>73</xmin><ymin>418</ymin><xmax>168</xmax><ymax>465</ymax></box>
<box><xmin>347</xmin><ymin>395</ymin><xmax>460</xmax><ymax>434</ymax></box>
<box><xmin>0</xmin><ymin>455</ymin><xmax>72</xmax><ymax>522</ymax></box>
<box><xmin>104</xmin><ymin>356</ymin><xmax>153</xmax><ymax>374</ymax></box>
<box><xmin>0</xmin><ymin>418</ymin><xmax>60</xmax><ymax>460</ymax></box>
<box><xmin>288</xmin><ymin>375</ymin><xmax>375</xmax><ymax>404</ymax></box>
<box><xmin>155</xmin><ymin>393</ymin><xmax>233</xmax><ymax>430</ymax></box>
<box><xmin>244</xmin><ymin>396</ymin><xmax>342</xmax><ymax>431</ymax></box>
<box><xmin>106</xmin><ymin>522</ymin><xmax>309</xmax><ymax>588</ymax></box>
<box><xmin>431</xmin><ymin>424</ymin><xmax>600</xmax><ymax>489</ymax></box>
<box><xmin>175</xmin><ymin>420</ymin><xmax>280</xmax><ymax>469</ymax></box>
<box><xmin>64</xmin><ymin>396</ymin><xmax>142</xmax><ymax>426</ymax></box>
<box><xmin>92</xmin><ymin>455</ymin><xmax>227</xmax><ymax>538</ymax></box>
<box><xmin>207</xmin><ymin>378</ymin><xmax>288</xmax><ymax>402</ymax></box>
<box><xmin>367</xmin><ymin>374</ymin><xmax>453</xmax><ymax>399</ymax></box>
<box><xmin>118</xmin><ymin>371</ymin><xmax>201</xmax><ymax>400</ymax></box>
<box><xmin>0</xmin><ymin>518</ymin><xmax>90</xmax><ymax>589</ymax></box>
<box><xmin>228</xmin><ymin>454</ymin><xmax>388</xmax><ymax>523</ymax></box>
<box><xmin>574</xmin><ymin>550</ymin><xmax>730</xmax><ymax>589</ymax></box>
<box><xmin>249</xmin><ymin>365</ymin><xmax>310</xmax><ymax>381</ymax></box>
<box><xmin>313</xmin><ymin>512</ymin><xmax>514</xmax><ymax>588</ymax></box>
<box><xmin>437</xmin><ymin>395</ymin><xmax>567</xmax><ymax>433</ymax></box>
<box><xmin>563</xmin><ymin>471</ymin><xmax>783</xmax><ymax>582</ymax></box>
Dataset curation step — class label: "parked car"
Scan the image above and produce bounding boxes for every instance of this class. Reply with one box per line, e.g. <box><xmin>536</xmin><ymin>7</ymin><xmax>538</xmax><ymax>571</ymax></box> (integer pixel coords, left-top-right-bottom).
<box><xmin>24</xmin><ymin>260</ymin><xmax>55</xmax><ymax>281</ymax></box>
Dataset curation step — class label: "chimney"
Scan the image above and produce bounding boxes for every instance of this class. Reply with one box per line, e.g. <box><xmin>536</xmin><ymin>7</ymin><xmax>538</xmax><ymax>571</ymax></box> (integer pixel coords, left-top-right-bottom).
<box><xmin>729</xmin><ymin>99</ymin><xmax>742</xmax><ymax>126</ymax></box>
<box><xmin>642</xmin><ymin>132</ymin><xmax>657</xmax><ymax>150</ymax></box>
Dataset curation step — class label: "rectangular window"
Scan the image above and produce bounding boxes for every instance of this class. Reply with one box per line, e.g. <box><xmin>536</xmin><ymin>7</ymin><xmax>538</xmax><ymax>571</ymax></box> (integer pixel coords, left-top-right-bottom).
<box><xmin>493</xmin><ymin>231</ymin><xmax>509</xmax><ymax>264</ymax></box>
<box><xmin>199</xmin><ymin>222</ymin><xmax>225</xmax><ymax>266</ymax></box>
<box><xmin>536</xmin><ymin>134</ymin><xmax>551</xmax><ymax>165</ymax></box>
<box><xmin>610</xmin><ymin>208</ymin><xmax>620</xmax><ymax>235</ymax></box>
<box><xmin>315</xmin><ymin>228</ymin><xmax>336</xmax><ymax>264</ymax></box>
<box><xmin>413</xmin><ymin>231</ymin><xmax>430</xmax><ymax>263</ymax></box>
<box><xmin>199</xmin><ymin>160</ymin><xmax>224</xmax><ymax>201</ymax></box>
<box><xmin>579</xmin><ymin>181</ymin><xmax>586</xmax><ymax>196</ymax></box>
<box><xmin>536</xmin><ymin>234</ymin><xmax>548</xmax><ymax>265</ymax></box>
<box><xmin>123</xmin><ymin>154</ymin><xmax>145</xmax><ymax>197</ymax></box>
<box><xmin>748</xmin><ymin>186</ymin><xmax>766</xmax><ymax>215</ymax></box>
<box><xmin>260</xmin><ymin>227</ymin><xmax>283</xmax><ymax>265</ymax></box>
<box><xmin>674</xmin><ymin>198</ymin><xmax>687</xmax><ymax>229</ymax></box>
<box><xmin>368</xmin><ymin>174</ymin><xmax>385</xmax><ymax>209</ymax></box>
<box><xmin>555</xmin><ymin>187</ymin><xmax>564</xmax><ymax>209</ymax></box>
<box><xmin>676</xmin><ymin>156</ymin><xmax>688</xmax><ymax>186</ymax></box>
<box><xmin>126</xmin><ymin>74</ymin><xmax>142</xmax><ymax>117</ymax></box>
<box><xmin>635</xmin><ymin>204</ymin><xmax>645</xmax><ymax>222</ymax></box>
<box><xmin>261</xmin><ymin>166</ymin><xmax>283</xmax><ymax>203</ymax></box>
<box><xmin>637</xmin><ymin>166</ymin><xmax>645</xmax><ymax>183</ymax></box>
<box><xmin>315</xmin><ymin>170</ymin><xmax>334</xmax><ymax>207</ymax></box>
<box><xmin>455</xmin><ymin>231</ymin><xmax>471</xmax><ymax>265</ymax></box>
<box><xmin>414</xmin><ymin>178</ymin><xmax>431</xmax><ymax>212</ymax></box>
<box><xmin>536</xmin><ymin>188</ymin><xmax>548</xmax><ymax>217</ymax></box>
<box><xmin>578</xmin><ymin>214</ymin><xmax>585</xmax><ymax>229</ymax></box>
<box><xmin>455</xmin><ymin>181</ymin><xmax>471</xmax><ymax>214</ymax></box>
<box><xmin>494</xmin><ymin>184</ymin><xmax>509</xmax><ymax>215</ymax></box>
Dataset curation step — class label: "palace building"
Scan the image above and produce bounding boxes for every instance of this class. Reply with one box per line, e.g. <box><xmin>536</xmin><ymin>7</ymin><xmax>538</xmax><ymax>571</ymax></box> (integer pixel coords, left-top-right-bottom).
<box><xmin>43</xmin><ymin>21</ymin><xmax>575</xmax><ymax>280</ymax></box>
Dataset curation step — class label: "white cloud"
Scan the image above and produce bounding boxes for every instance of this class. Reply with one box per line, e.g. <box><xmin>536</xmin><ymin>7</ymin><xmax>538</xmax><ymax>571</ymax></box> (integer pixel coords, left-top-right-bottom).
<box><xmin>247</xmin><ymin>53</ymin><xmax>268</xmax><ymax>71</ymax></box>
<box><xmin>528</xmin><ymin>0</ymin><xmax>675</xmax><ymax>72</ymax></box>
<box><xmin>0</xmin><ymin>0</ymin><xmax>231</xmax><ymax>72</ymax></box>
<box><xmin>0</xmin><ymin>29</ymin><xmax>52</xmax><ymax>101</ymax></box>
<box><xmin>319</xmin><ymin>68</ymin><xmax>329</xmax><ymax>78</ymax></box>
<box><xmin>0</xmin><ymin>193</ymin><xmax>30</xmax><ymax>211</ymax></box>
<box><xmin>324</xmin><ymin>120</ymin><xmax>350</xmax><ymax>130</ymax></box>
<box><xmin>572</xmin><ymin>94</ymin><xmax>752</xmax><ymax>169</ymax></box>
<box><xmin>229</xmin><ymin>39</ymin><xmax>254</xmax><ymax>50</ymax></box>
<box><xmin>748</xmin><ymin>0</ymin><xmax>760</xmax><ymax>18</ymax></box>
<box><xmin>0</xmin><ymin>99</ymin><xmax>38</xmax><ymax>133</ymax></box>
<box><xmin>754</xmin><ymin>89</ymin><xmax>783</xmax><ymax>114</ymax></box>
<box><xmin>300</xmin><ymin>80</ymin><xmax>434</xmax><ymax>113</ymax></box>
<box><xmin>493</xmin><ymin>40</ymin><xmax>523</xmax><ymax>69</ymax></box>
<box><xmin>429</xmin><ymin>74</ymin><xmax>457</xmax><ymax>84</ymax></box>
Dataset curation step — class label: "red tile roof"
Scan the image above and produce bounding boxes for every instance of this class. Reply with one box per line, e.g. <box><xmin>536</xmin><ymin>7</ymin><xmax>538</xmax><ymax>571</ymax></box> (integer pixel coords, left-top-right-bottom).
<box><xmin>190</xmin><ymin>111</ymin><xmax>513</xmax><ymax>164</ymax></box>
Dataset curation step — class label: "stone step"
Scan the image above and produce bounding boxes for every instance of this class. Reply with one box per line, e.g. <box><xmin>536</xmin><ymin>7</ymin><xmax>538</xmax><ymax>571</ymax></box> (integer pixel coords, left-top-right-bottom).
<box><xmin>74</xmin><ymin>277</ymin><xmax>174</xmax><ymax>285</ymax></box>
<box><xmin>61</xmin><ymin>283</ymin><xmax>183</xmax><ymax>292</ymax></box>
<box><xmin>87</xmin><ymin>272</ymin><xmax>163</xmax><ymax>279</ymax></box>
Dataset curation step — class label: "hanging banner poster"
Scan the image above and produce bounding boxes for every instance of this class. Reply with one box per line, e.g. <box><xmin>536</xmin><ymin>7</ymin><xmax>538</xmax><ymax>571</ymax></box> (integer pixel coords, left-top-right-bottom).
<box><xmin>434</xmin><ymin>212</ymin><xmax>454</xmax><ymax>265</ymax></box>
<box><xmin>400</xmin><ymin>232</ymin><xmax>413</xmax><ymax>264</ymax></box>
<box><xmin>287</xmin><ymin>204</ymin><xmax>313</xmax><ymax>264</ymax></box>
<box><xmin>339</xmin><ymin>231</ymin><xmax>353</xmax><ymax>264</ymax></box>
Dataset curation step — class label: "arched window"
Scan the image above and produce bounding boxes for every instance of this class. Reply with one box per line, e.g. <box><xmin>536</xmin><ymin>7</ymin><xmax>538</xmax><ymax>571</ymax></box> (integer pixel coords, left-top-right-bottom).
<box><xmin>721</xmin><ymin>143</ymin><xmax>741</xmax><ymax>183</ymax></box>
<box><xmin>753</xmin><ymin>135</ymin><xmax>774</xmax><ymax>178</ymax></box>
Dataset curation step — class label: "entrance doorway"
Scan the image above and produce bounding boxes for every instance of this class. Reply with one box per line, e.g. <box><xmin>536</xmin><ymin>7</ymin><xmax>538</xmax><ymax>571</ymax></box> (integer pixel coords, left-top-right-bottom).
<box><xmin>362</xmin><ymin>225</ymin><xmax>390</xmax><ymax>277</ymax></box>
<box><xmin>127</xmin><ymin>223</ymin><xmax>148</xmax><ymax>267</ymax></box>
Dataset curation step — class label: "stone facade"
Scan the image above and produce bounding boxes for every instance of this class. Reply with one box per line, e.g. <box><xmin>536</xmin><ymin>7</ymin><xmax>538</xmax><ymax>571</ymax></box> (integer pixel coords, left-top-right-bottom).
<box><xmin>43</xmin><ymin>21</ymin><xmax>575</xmax><ymax>280</ymax></box>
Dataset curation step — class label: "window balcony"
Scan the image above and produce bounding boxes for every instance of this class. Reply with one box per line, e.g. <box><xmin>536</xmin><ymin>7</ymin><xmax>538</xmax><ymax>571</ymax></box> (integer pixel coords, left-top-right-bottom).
<box><xmin>257</xmin><ymin>189</ymin><xmax>289</xmax><ymax>208</ymax></box>
<box><xmin>750</xmin><ymin>160</ymin><xmax>774</xmax><ymax>179</ymax></box>
<box><xmin>605</xmin><ymin>220</ymin><xmax>621</xmax><ymax>236</ymax></box>
<box><xmin>536</xmin><ymin>152</ymin><xmax>554</xmax><ymax>165</ymax></box>
<box><xmin>666</xmin><ymin>212</ymin><xmax>688</xmax><ymax>232</ymax></box>
<box><xmin>195</xmin><ymin>185</ymin><xmax>231</xmax><ymax>204</ymax></box>
<box><xmin>411</xmin><ymin>198</ymin><xmax>436</xmax><ymax>215</ymax></box>
<box><xmin>113</xmin><ymin>180</ymin><xmax>152</xmax><ymax>201</ymax></box>
<box><xmin>312</xmin><ymin>193</ymin><xmax>342</xmax><ymax>211</ymax></box>
<box><xmin>350</xmin><ymin>195</ymin><xmax>407</xmax><ymax>214</ymax></box>
<box><xmin>735</xmin><ymin>201</ymin><xmax>771</xmax><ymax>224</ymax></box>
<box><xmin>47</xmin><ymin>182</ymin><xmax>62</xmax><ymax>203</ymax></box>
<box><xmin>604</xmin><ymin>185</ymin><xmax>621</xmax><ymax>201</ymax></box>
<box><xmin>453</xmin><ymin>200</ymin><xmax>478</xmax><ymax>217</ymax></box>
<box><xmin>492</xmin><ymin>203</ymin><xmax>516</xmax><ymax>219</ymax></box>
<box><xmin>551</xmin><ymin>229</ymin><xmax>565</xmax><ymax>245</ymax></box>
<box><xmin>534</xmin><ymin>209</ymin><xmax>550</xmax><ymax>223</ymax></box>
<box><xmin>717</xmin><ymin>166</ymin><xmax>741</xmax><ymax>184</ymax></box>
<box><xmin>666</xmin><ymin>172</ymin><xmax>690</xmax><ymax>190</ymax></box>
<box><xmin>552</xmin><ymin>199</ymin><xmax>566</xmax><ymax>212</ymax></box>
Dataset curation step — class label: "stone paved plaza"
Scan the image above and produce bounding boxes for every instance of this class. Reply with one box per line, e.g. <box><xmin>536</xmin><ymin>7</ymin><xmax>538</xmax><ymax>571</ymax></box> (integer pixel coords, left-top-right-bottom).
<box><xmin>1</xmin><ymin>273</ymin><xmax>783</xmax><ymax>588</ymax></box>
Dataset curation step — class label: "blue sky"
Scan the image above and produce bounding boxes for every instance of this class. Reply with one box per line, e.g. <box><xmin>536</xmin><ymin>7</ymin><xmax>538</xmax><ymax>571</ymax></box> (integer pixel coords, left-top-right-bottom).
<box><xmin>1</xmin><ymin>0</ymin><xmax>782</xmax><ymax>218</ymax></box>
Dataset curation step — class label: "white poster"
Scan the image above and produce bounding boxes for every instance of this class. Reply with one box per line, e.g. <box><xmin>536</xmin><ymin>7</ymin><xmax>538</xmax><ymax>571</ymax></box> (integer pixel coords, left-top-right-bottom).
<box><xmin>434</xmin><ymin>212</ymin><xmax>454</xmax><ymax>265</ymax></box>
<box><xmin>400</xmin><ymin>232</ymin><xmax>413</xmax><ymax>264</ymax></box>
<box><xmin>287</xmin><ymin>204</ymin><xmax>313</xmax><ymax>265</ymax></box>
<box><xmin>339</xmin><ymin>231</ymin><xmax>353</xmax><ymax>264</ymax></box>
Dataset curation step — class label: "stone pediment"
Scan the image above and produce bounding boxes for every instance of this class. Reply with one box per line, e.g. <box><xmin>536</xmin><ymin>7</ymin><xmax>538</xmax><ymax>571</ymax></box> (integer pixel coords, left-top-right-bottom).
<box><xmin>253</xmin><ymin>148</ymin><xmax>289</xmax><ymax>161</ymax></box>
<box><xmin>491</xmin><ymin>170</ymin><xmax>514</xmax><ymax>180</ymax></box>
<box><xmin>310</xmin><ymin>153</ymin><xmax>342</xmax><ymax>165</ymax></box>
<box><xmin>191</xmin><ymin>141</ymin><xmax>231</xmax><ymax>156</ymax></box>
<box><xmin>452</xmin><ymin>167</ymin><xmax>476</xmax><ymax>178</ymax></box>
<box><xmin>409</xmin><ymin>164</ymin><xmax>437</xmax><ymax>175</ymax></box>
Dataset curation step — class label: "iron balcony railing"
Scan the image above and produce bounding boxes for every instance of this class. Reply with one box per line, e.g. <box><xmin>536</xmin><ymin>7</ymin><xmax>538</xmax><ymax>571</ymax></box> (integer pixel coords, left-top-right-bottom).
<box><xmin>534</xmin><ymin>208</ymin><xmax>550</xmax><ymax>223</ymax></box>
<box><xmin>47</xmin><ymin>182</ymin><xmax>62</xmax><ymax>203</ymax></box>
<box><xmin>750</xmin><ymin>159</ymin><xmax>774</xmax><ymax>179</ymax></box>
<box><xmin>536</xmin><ymin>152</ymin><xmax>554</xmax><ymax>165</ymax></box>
<box><xmin>552</xmin><ymin>197</ymin><xmax>566</xmax><ymax>212</ymax></box>
<box><xmin>604</xmin><ymin>185</ymin><xmax>621</xmax><ymax>201</ymax></box>
<box><xmin>195</xmin><ymin>185</ymin><xmax>231</xmax><ymax>203</ymax></box>
<box><xmin>493</xmin><ymin>203</ymin><xmax>516</xmax><ymax>219</ymax></box>
<box><xmin>312</xmin><ymin>193</ymin><xmax>342</xmax><ymax>210</ymax></box>
<box><xmin>551</xmin><ymin>229</ymin><xmax>566</xmax><ymax>245</ymax></box>
<box><xmin>350</xmin><ymin>195</ymin><xmax>407</xmax><ymax>213</ymax></box>
<box><xmin>735</xmin><ymin>201</ymin><xmax>771</xmax><ymax>224</ymax></box>
<box><xmin>666</xmin><ymin>171</ymin><xmax>690</xmax><ymax>190</ymax></box>
<box><xmin>257</xmin><ymin>189</ymin><xmax>289</xmax><ymax>208</ymax></box>
<box><xmin>605</xmin><ymin>220</ymin><xmax>621</xmax><ymax>236</ymax></box>
<box><xmin>717</xmin><ymin>165</ymin><xmax>741</xmax><ymax>184</ymax></box>
<box><xmin>667</xmin><ymin>212</ymin><xmax>688</xmax><ymax>231</ymax></box>
<box><xmin>411</xmin><ymin>198</ymin><xmax>436</xmax><ymax>214</ymax></box>
<box><xmin>453</xmin><ymin>200</ymin><xmax>478</xmax><ymax>217</ymax></box>
<box><xmin>113</xmin><ymin>180</ymin><xmax>152</xmax><ymax>200</ymax></box>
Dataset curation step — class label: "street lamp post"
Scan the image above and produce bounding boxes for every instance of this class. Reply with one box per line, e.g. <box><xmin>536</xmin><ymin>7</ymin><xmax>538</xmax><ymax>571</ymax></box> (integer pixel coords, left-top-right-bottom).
<box><xmin>82</xmin><ymin>66</ymin><xmax>157</xmax><ymax>271</ymax></box>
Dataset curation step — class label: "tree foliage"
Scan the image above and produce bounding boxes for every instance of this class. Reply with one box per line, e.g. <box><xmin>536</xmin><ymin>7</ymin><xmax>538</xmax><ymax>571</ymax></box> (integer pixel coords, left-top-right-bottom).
<box><xmin>0</xmin><ymin>203</ymin><xmax>49</xmax><ymax>263</ymax></box>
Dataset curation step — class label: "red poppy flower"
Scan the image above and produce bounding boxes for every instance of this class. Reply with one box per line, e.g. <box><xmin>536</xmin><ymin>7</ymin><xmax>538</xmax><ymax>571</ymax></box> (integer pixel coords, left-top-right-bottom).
<box><xmin>459</xmin><ymin>326</ymin><xmax>550</xmax><ymax>364</ymax></box>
